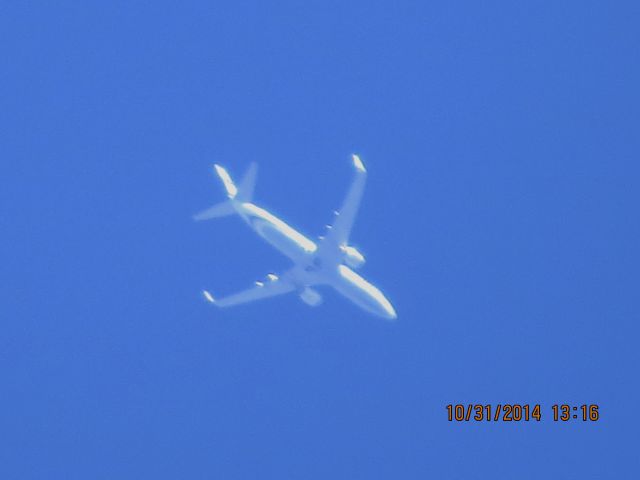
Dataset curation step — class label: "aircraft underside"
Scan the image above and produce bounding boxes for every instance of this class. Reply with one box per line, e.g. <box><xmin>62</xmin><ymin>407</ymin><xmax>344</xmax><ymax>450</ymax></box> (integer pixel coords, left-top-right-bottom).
<box><xmin>194</xmin><ymin>154</ymin><xmax>397</xmax><ymax>320</ymax></box>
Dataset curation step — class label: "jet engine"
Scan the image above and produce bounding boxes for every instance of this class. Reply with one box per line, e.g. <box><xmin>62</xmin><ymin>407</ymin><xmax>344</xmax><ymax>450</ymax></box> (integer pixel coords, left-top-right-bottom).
<box><xmin>299</xmin><ymin>287</ymin><xmax>323</xmax><ymax>307</ymax></box>
<box><xmin>340</xmin><ymin>245</ymin><xmax>365</xmax><ymax>269</ymax></box>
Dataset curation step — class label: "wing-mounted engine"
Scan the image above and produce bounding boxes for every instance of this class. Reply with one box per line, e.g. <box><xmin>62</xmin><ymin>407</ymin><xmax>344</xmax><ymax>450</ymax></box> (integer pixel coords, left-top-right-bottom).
<box><xmin>299</xmin><ymin>287</ymin><xmax>323</xmax><ymax>307</ymax></box>
<box><xmin>340</xmin><ymin>245</ymin><xmax>365</xmax><ymax>269</ymax></box>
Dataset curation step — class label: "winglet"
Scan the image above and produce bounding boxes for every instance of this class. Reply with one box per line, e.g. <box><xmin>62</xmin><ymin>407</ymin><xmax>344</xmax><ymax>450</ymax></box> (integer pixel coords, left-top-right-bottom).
<box><xmin>352</xmin><ymin>154</ymin><xmax>366</xmax><ymax>173</ymax></box>
<box><xmin>202</xmin><ymin>290</ymin><xmax>216</xmax><ymax>304</ymax></box>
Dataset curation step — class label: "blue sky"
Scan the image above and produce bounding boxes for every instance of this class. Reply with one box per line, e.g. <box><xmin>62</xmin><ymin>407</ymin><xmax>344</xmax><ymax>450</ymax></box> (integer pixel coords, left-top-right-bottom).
<box><xmin>2</xmin><ymin>1</ymin><xmax>639</xmax><ymax>478</ymax></box>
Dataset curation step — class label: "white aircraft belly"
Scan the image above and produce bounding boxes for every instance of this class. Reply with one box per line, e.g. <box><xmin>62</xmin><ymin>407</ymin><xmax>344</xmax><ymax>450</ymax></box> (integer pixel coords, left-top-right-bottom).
<box><xmin>332</xmin><ymin>265</ymin><xmax>397</xmax><ymax>320</ymax></box>
<box><xmin>241</xmin><ymin>203</ymin><xmax>317</xmax><ymax>260</ymax></box>
<box><xmin>196</xmin><ymin>156</ymin><xmax>397</xmax><ymax>320</ymax></box>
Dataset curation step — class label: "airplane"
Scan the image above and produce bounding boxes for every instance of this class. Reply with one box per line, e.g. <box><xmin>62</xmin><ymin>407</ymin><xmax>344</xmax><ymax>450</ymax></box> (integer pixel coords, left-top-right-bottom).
<box><xmin>193</xmin><ymin>155</ymin><xmax>397</xmax><ymax>320</ymax></box>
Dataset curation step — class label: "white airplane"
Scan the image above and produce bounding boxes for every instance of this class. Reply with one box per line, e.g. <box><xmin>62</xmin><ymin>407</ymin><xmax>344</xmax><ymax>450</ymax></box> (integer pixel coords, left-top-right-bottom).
<box><xmin>194</xmin><ymin>155</ymin><xmax>397</xmax><ymax>320</ymax></box>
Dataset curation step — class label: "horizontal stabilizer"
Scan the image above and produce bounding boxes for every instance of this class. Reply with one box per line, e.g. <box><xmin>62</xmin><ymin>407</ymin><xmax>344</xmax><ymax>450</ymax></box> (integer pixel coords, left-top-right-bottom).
<box><xmin>193</xmin><ymin>201</ymin><xmax>235</xmax><ymax>221</ymax></box>
<box><xmin>214</xmin><ymin>164</ymin><xmax>238</xmax><ymax>198</ymax></box>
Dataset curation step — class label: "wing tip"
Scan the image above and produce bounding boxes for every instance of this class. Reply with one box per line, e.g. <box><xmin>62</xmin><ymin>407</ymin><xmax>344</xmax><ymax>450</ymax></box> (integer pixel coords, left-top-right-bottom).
<box><xmin>202</xmin><ymin>290</ymin><xmax>216</xmax><ymax>304</ymax></box>
<box><xmin>352</xmin><ymin>154</ymin><xmax>366</xmax><ymax>173</ymax></box>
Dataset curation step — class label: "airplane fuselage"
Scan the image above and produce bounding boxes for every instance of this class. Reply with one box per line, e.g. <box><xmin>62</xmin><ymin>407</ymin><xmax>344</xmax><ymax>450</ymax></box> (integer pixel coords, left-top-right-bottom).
<box><xmin>233</xmin><ymin>200</ymin><xmax>397</xmax><ymax>320</ymax></box>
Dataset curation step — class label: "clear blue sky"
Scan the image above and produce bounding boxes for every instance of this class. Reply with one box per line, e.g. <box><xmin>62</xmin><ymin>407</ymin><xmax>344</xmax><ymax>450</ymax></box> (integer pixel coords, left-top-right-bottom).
<box><xmin>2</xmin><ymin>1</ymin><xmax>639</xmax><ymax>478</ymax></box>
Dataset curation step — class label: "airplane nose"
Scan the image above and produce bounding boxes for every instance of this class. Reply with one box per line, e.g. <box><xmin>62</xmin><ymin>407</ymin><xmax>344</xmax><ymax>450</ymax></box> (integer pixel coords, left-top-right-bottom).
<box><xmin>374</xmin><ymin>293</ymin><xmax>397</xmax><ymax>320</ymax></box>
<box><xmin>381</xmin><ymin>301</ymin><xmax>397</xmax><ymax>320</ymax></box>
<box><xmin>335</xmin><ymin>265</ymin><xmax>398</xmax><ymax>320</ymax></box>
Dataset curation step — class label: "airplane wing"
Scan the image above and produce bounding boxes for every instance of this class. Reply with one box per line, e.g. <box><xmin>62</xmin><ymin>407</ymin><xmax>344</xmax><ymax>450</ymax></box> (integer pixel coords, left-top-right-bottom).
<box><xmin>202</xmin><ymin>274</ymin><xmax>295</xmax><ymax>308</ymax></box>
<box><xmin>323</xmin><ymin>154</ymin><xmax>367</xmax><ymax>247</ymax></box>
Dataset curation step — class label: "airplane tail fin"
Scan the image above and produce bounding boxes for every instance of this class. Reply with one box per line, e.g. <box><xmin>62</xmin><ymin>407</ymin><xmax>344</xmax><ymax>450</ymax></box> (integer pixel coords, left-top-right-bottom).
<box><xmin>237</xmin><ymin>162</ymin><xmax>258</xmax><ymax>202</ymax></box>
<box><xmin>213</xmin><ymin>162</ymin><xmax>257</xmax><ymax>202</ymax></box>
<box><xmin>193</xmin><ymin>163</ymin><xmax>258</xmax><ymax>221</ymax></box>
